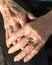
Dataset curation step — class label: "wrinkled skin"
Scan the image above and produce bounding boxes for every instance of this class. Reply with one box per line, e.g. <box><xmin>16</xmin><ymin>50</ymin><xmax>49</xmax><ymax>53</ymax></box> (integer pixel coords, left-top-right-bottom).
<box><xmin>7</xmin><ymin>15</ymin><xmax>52</xmax><ymax>62</ymax></box>
<box><xmin>0</xmin><ymin>0</ymin><xmax>36</xmax><ymax>46</ymax></box>
<box><xmin>0</xmin><ymin>0</ymin><xmax>52</xmax><ymax>63</ymax></box>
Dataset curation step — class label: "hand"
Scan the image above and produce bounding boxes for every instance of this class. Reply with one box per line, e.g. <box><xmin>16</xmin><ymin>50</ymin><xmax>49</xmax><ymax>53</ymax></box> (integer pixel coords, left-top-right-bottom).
<box><xmin>5</xmin><ymin>13</ymin><xmax>36</xmax><ymax>47</ymax></box>
<box><xmin>7</xmin><ymin>16</ymin><xmax>51</xmax><ymax>62</ymax></box>
<box><xmin>7</xmin><ymin>23</ymin><xmax>44</xmax><ymax>62</ymax></box>
<box><xmin>0</xmin><ymin>3</ymin><xmax>36</xmax><ymax>46</ymax></box>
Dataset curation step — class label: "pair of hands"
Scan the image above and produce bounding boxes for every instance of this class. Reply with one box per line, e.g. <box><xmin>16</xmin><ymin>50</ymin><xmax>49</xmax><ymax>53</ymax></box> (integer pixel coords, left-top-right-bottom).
<box><xmin>2</xmin><ymin>3</ymin><xmax>47</xmax><ymax>63</ymax></box>
<box><xmin>5</xmin><ymin>12</ymin><xmax>44</xmax><ymax>62</ymax></box>
<box><xmin>0</xmin><ymin>0</ymin><xmax>52</xmax><ymax>63</ymax></box>
<box><xmin>5</xmin><ymin>12</ymin><xmax>40</xmax><ymax>63</ymax></box>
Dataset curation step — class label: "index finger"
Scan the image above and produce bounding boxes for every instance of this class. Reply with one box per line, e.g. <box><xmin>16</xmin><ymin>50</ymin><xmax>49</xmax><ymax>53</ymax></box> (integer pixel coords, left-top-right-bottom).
<box><xmin>6</xmin><ymin>29</ymin><xmax>25</xmax><ymax>48</ymax></box>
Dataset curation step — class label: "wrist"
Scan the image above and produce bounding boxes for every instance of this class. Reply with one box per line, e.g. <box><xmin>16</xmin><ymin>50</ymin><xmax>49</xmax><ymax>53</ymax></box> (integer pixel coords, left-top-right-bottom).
<box><xmin>42</xmin><ymin>10</ymin><xmax>52</xmax><ymax>35</ymax></box>
<box><xmin>28</xmin><ymin>15</ymin><xmax>52</xmax><ymax>44</ymax></box>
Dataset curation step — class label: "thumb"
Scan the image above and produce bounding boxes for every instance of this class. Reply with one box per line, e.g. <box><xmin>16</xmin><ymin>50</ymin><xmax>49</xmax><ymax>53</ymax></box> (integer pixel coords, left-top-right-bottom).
<box><xmin>25</xmin><ymin>12</ymin><xmax>37</xmax><ymax>22</ymax></box>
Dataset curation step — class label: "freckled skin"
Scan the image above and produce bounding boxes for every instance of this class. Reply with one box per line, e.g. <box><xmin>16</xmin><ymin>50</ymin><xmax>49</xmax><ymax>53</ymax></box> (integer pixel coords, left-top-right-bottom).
<box><xmin>0</xmin><ymin>0</ymin><xmax>26</xmax><ymax>25</ymax></box>
<box><xmin>0</xmin><ymin>0</ymin><xmax>52</xmax><ymax>62</ymax></box>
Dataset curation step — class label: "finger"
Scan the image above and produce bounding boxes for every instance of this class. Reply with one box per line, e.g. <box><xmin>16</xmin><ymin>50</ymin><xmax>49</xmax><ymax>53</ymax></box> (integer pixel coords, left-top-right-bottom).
<box><xmin>7</xmin><ymin>18</ymin><xmax>20</xmax><ymax>45</ymax></box>
<box><xmin>5</xmin><ymin>30</ymin><xmax>9</xmax><ymax>38</ymax></box>
<box><xmin>7</xmin><ymin>26</ymin><xmax>17</xmax><ymax>46</ymax></box>
<box><xmin>8</xmin><ymin>37</ymin><xmax>28</xmax><ymax>54</ymax></box>
<box><xmin>6</xmin><ymin>32</ymin><xmax>17</xmax><ymax>48</ymax></box>
<box><xmin>6</xmin><ymin>29</ymin><xmax>25</xmax><ymax>48</ymax></box>
<box><xmin>14</xmin><ymin>45</ymin><xmax>33</xmax><ymax>62</ymax></box>
<box><xmin>8</xmin><ymin>32</ymin><xmax>13</xmax><ymax>37</ymax></box>
<box><xmin>23</xmin><ymin>48</ymin><xmax>38</xmax><ymax>62</ymax></box>
<box><xmin>24</xmin><ymin>43</ymin><xmax>42</xmax><ymax>62</ymax></box>
<box><xmin>4</xmin><ymin>22</ymin><xmax>10</xmax><ymax>40</ymax></box>
<box><xmin>5</xmin><ymin>31</ymin><xmax>9</xmax><ymax>42</ymax></box>
<box><xmin>35</xmin><ymin>42</ymin><xmax>43</xmax><ymax>52</ymax></box>
<box><xmin>4</xmin><ymin>21</ymin><xmax>9</xmax><ymax>30</ymax></box>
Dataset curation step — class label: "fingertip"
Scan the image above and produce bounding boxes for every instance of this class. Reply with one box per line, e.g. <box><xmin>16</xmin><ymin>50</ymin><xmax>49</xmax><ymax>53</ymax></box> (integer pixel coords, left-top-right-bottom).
<box><xmin>6</xmin><ymin>42</ymin><xmax>9</xmax><ymax>48</ymax></box>
<box><xmin>21</xmin><ymin>47</ymin><xmax>24</xmax><ymax>50</ymax></box>
<box><xmin>7</xmin><ymin>45</ymin><xmax>10</xmax><ymax>48</ymax></box>
<box><xmin>14</xmin><ymin>56</ymin><xmax>20</xmax><ymax>62</ymax></box>
<box><xmin>23</xmin><ymin>58</ymin><xmax>28</xmax><ymax>63</ymax></box>
<box><xmin>8</xmin><ymin>49</ymin><xmax>11</xmax><ymax>54</ymax></box>
<box><xmin>14</xmin><ymin>57</ymin><xmax>17</xmax><ymax>62</ymax></box>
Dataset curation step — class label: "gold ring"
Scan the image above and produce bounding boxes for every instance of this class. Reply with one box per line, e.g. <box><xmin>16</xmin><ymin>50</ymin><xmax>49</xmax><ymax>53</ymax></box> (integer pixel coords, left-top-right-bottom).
<box><xmin>27</xmin><ymin>38</ymin><xmax>40</xmax><ymax>48</ymax></box>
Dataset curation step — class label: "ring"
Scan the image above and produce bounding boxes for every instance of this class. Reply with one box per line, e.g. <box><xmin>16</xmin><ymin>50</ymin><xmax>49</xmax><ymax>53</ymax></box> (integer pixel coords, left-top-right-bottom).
<box><xmin>7</xmin><ymin>25</ymin><xmax>14</xmax><ymax>32</ymax></box>
<box><xmin>27</xmin><ymin>38</ymin><xmax>40</xmax><ymax>48</ymax></box>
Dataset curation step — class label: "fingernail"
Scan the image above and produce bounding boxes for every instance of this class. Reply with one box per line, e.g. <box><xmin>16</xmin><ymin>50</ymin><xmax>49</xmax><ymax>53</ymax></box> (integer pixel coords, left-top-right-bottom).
<box><xmin>6</xmin><ymin>42</ymin><xmax>10</xmax><ymax>48</ymax></box>
<box><xmin>14</xmin><ymin>58</ymin><xmax>17</xmax><ymax>62</ymax></box>
<box><xmin>14</xmin><ymin>58</ymin><xmax>19</xmax><ymax>62</ymax></box>
<box><xmin>23</xmin><ymin>59</ymin><xmax>28</xmax><ymax>63</ymax></box>
<box><xmin>23</xmin><ymin>59</ymin><xmax>27</xmax><ymax>63</ymax></box>
<box><xmin>8</xmin><ymin>49</ymin><xmax>12</xmax><ymax>54</ymax></box>
<box><xmin>7</xmin><ymin>44</ymin><xmax>10</xmax><ymax>48</ymax></box>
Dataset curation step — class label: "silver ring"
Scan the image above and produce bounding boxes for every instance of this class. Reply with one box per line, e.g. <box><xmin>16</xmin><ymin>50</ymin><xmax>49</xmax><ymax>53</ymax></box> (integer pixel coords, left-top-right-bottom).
<box><xmin>7</xmin><ymin>25</ymin><xmax>14</xmax><ymax>32</ymax></box>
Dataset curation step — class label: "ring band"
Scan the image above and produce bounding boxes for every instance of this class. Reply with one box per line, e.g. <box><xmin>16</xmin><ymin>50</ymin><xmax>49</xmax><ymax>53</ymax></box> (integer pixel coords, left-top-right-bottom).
<box><xmin>7</xmin><ymin>25</ymin><xmax>14</xmax><ymax>32</ymax></box>
<box><xmin>27</xmin><ymin>38</ymin><xmax>40</xmax><ymax>48</ymax></box>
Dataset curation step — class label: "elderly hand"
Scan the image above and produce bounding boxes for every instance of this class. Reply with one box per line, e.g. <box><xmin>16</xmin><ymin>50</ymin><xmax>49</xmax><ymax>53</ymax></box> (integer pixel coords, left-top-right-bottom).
<box><xmin>0</xmin><ymin>0</ymin><xmax>36</xmax><ymax>46</ymax></box>
<box><xmin>7</xmin><ymin>15</ymin><xmax>51</xmax><ymax>62</ymax></box>
<box><xmin>4</xmin><ymin>11</ymin><xmax>36</xmax><ymax>47</ymax></box>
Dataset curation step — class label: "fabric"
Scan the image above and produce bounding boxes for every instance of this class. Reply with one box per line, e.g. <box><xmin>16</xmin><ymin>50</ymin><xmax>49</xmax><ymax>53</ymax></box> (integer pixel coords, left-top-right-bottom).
<box><xmin>37</xmin><ymin>0</ymin><xmax>52</xmax><ymax>2</ymax></box>
<box><xmin>28</xmin><ymin>0</ymin><xmax>52</xmax><ymax>2</ymax></box>
<box><xmin>21</xmin><ymin>0</ymin><xmax>52</xmax><ymax>17</ymax></box>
